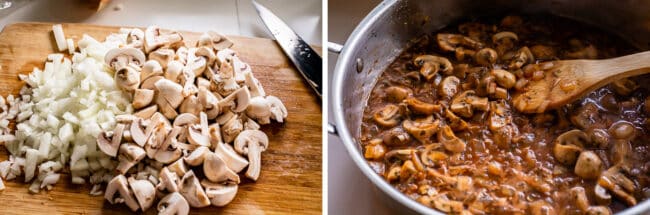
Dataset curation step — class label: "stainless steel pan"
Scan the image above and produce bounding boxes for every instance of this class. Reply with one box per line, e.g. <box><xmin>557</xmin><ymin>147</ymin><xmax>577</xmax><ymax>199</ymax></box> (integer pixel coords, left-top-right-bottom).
<box><xmin>329</xmin><ymin>0</ymin><xmax>650</xmax><ymax>214</ymax></box>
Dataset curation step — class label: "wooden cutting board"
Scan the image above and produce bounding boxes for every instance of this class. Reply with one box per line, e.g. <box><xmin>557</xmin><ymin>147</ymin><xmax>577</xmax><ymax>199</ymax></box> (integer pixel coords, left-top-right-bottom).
<box><xmin>0</xmin><ymin>22</ymin><xmax>322</xmax><ymax>214</ymax></box>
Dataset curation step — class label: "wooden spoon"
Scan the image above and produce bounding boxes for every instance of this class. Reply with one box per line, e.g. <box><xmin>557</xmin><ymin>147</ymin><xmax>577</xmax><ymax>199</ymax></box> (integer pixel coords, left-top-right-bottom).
<box><xmin>512</xmin><ymin>51</ymin><xmax>650</xmax><ymax>113</ymax></box>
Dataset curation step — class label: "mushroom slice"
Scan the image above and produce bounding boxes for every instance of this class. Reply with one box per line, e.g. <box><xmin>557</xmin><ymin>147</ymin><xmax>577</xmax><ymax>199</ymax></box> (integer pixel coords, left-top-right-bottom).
<box><xmin>475</xmin><ymin>48</ymin><xmax>498</xmax><ymax>66</ymax></box>
<box><xmin>574</xmin><ymin>151</ymin><xmax>604</xmax><ymax>179</ymax></box>
<box><xmin>402</xmin><ymin>117</ymin><xmax>440</xmax><ymax>143</ymax></box>
<box><xmin>598</xmin><ymin>165</ymin><xmax>637</xmax><ymax>206</ymax></box>
<box><xmin>214</xmin><ymin>142</ymin><xmax>248</xmax><ymax>173</ymax></box>
<box><xmin>491</xmin><ymin>69</ymin><xmax>516</xmax><ymax>89</ymax></box>
<box><xmin>116</xmin><ymin>143</ymin><xmax>146</xmax><ymax>174</ymax></box>
<box><xmin>488</xmin><ymin>101</ymin><xmax>510</xmax><ymax>132</ymax></box>
<box><xmin>187</xmin><ymin>124</ymin><xmax>211</xmax><ymax>147</ymax></box>
<box><xmin>132</xmin><ymin>89</ymin><xmax>155</xmax><ymax>110</ymax></box>
<box><xmin>134</xmin><ymin>105</ymin><xmax>157</xmax><ymax>120</ymax></box>
<box><xmin>158</xmin><ymin>192</ymin><xmax>190</xmax><ymax>215</ymax></box>
<box><xmin>165</xmin><ymin>60</ymin><xmax>184</xmax><ymax>82</ymax></box>
<box><xmin>148</xmin><ymin>48</ymin><xmax>175</xmax><ymax>69</ymax></box>
<box><xmin>140</xmin><ymin>76</ymin><xmax>163</xmax><ymax>90</ymax></box>
<box><xmin>437</xmin><ymin>33</ymin><xmax>483</xmax><ymax>52</ymax></box>
<box><xmin>509</xmin><ymin>46</ymin><xmax>534</xmax><ymax>69</ymax></box>
<box><xmin>201</xmin><ymin>180</ymin><xmax>238</xmax><ymax>207</ymax></box>
<box><xmin>594</xmin><ymin>184</ymin><xmax>612</xmax><ymax>205</ymax></box>
<box><xmin>219</xmin><ymin>87</ymin><xmax>251</xmax><ymax>113</ymax></box>
<box><xmin>405</xmin><ymin>97</ymin><xmax>440</xmax><ymax>115</ymax></box>
<box><xmin>198</xmin><ymin>31</ymin><xmax>234</xmax><ymax>51</ymax></box>
<box><xmin>438</xmin><ymin>125</ymin><xmax>465</xmax><ymax>153</ymax></box>
<box><xmin>140</xmin><ymin>60</ymin><xmax>163</xmax><ymax>82</ymax></box>
<box><xmin>114</xmin><ymin>65</ymin><xmax>141</xmax><ymax>92</ymax></box>
<box><xmin>247</xmin><ymin>96</ymin><xmax>273</xmax><ymax>125</ymax></box>
<box><xmin>570</xmin><ymin>186</ymin><xmax>590</xmax><ymax>211</ymax></box>
<box><xmin>128</xmin><ymin>177</ymin><xmax>156</xmax><ymax>212</ymax></box>
<box><xmin>157</xmin><ymin>167</ymin><xmax>179</xmax><ymax>193</ymax></box>
<box><xmin>244</xmin><ymin>71</ymin><xmax>266</xmax><ymax>97</ymax></box>
<box><xmin>179</xmin><ymin>95</ymin><xmax>203</xmax><ymax>116</ymax></box>
<box><xmin>212</xmin><ymin>61</ymin><xmax>240</xmax><ymax>96</ymax></box>
<box><xmin>104</xmin><ymin>47</ymin><xmax>146</xmax><ymax>70</ymax></box>
<box><xmin>266</xmin><ymin>96</ymin><xmax>288</xmax><ymax>122</ymax></box>
<box><xmin>553</xmin><ymin>129</ymin><xmax>588</xmax><ymax>165</ymax></box>
<box><xmin>105</xmin><ymin>175</ymin><xmax>139</xmax><ymax>211</ymax></box>
<box><xmin>198</xmin><ymin>88</ymin><xmax>221</xmax><ymax>119</ymax></box>
<box><xmin>204</xmin><ymin>152</ymin><xmax>240</xmax><ymax>183</ymax></box>
<box><xmin>585</xmin><ymin>206</ymin><xmax>611</xmax><ymax>215</ymax></box>
<box><xmin>492</xmin><ymin>31</ymin><xmax>519</xmax><ymax>43</ymax></box>
<box><xmin>445</xmin><ymin>109</ymin><xmax>468</xmax><ymax>131</ymax></box>
<box><xmin>174</xmin><ymin>113</ymin><xmax>199</xmax><ymax>127</ymax></box>
<box><xmin>129</xmin><ymin>119</ymin><xmax>149</xmax><ymax>147</ymax></box>
<box><xmin>221</xmin><ymin>116</ymin><xmax>243</xmax><ymax>143</ymax></box>
<box><xmin>384</xmin><ymin>86</ymin><xmax>412</xmax><ymax>102</ymax></box>
<box><xmin>184</xmin><ymin>146</ymin><xmax>209</xmax><ymax>166</ymax></box>
<box><xmin>155</xmin><ymin>79</ymin><xmax>184</xmax><ymax>109</ymax></box>
<box><xmin>178</xmin><ymin>170</ymin><xmax>211</xmax><ymax>208</ymax></box>
<box><xmin>209</xmin><ymin>123</ymin><xmax>224</xmax><ymax>149</ymax></box>
<box><xmin>126</xmin><ymin>28</ymin><xmax>145</xmax><ymax>49</ymax></box>
<box><xmin>97</xmin><ymin>131</ymin><xmax>119</xmax><ymax>157</ymax></box>
<box><xmin>154</xmin><ymin>128</ymin><xmax>183</xmax><ymax>164</ymax></box>
<box><xmin>413</xmin><ymin>55</ymin><xmax>453</xmax><ymax>80</ymax></box>
<box><xmin>144</xmin><ymin>26</ymin><xmax>183</xmax><ymax>53</ymax></box>
<box><xmin>168</xmin><ymin>158</ymin><xmax>188</xmax><ymax>177</ymax></box>
<box><xmin>438</xmin><ymin>76</ymin><xmax>461</xmax><ymax>98</ymax></box>
<box><xmin>234</xmin><ymin>130</ymin><xmax>269</xmax><ymax>181</ymax></box>
<box><xmin>450</xmin><ymin>90</ymin><xmax>476</xmax><ymax>118</ymax></box>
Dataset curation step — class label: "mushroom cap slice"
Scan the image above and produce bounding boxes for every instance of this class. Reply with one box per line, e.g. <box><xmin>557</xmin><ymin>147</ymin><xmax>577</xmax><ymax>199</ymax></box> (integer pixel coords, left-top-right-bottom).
<box><xmin>115</xmin><ymin>65</ymin><xmax>141</xmax><ymax>92</ymax></box>
<box><xmin>130</xmin><ymin>118</ymin><xmax>149</xmax><ymax>147</ymax></box>
<box><xmin>140</xmin><ymin>60</ymin><xmax>163</xmax><ymax>82</ymax></box>
<box><xmin>204</xmin><ymin>152</ymin><xmax>240</xmax><ymax>183</ymax></box>
<box><xmin>128</xmin><ymin>177</ymin><xmax>156</xmax><ymax>212</ymax></box>
<box><xmin>157</xmin><ymin>192</ymin><xmax>190</xmax><ymax>215</ymax></box>
<box><xmin>219</xmin><ymin>87</ymin><xmax>251</xmax><ymax>113</ymax></box>
<box><xmin>234</xmin><ymin>130</ymin><xmax>269</xmax><ymax>181</ymax></box>
<box><xmin>266</xmin><ymin>96</ymin><xmax>287</xmax><ymax>123</ymax></box>
<box><xmin>413</xmin><ymin>55</ymin><xmax>452</xmax><ymax>80</ymax></box>
<box><xmin>155</xmin><ymin>79</ymin><xmax>184</xmax><ymax>109</ymax></box>
<box><xmin>157</xmin><ymin>167</ymin><xmax>179</xmax><ymax>193</ymax></box>
<box><xmin>553</xmin><ymin>129</ymin><xmax>588</xmax><ymax>165</ymax></box>
<box><xmin>173</xmin><ymin>113</ymin><xmax>200</xmax><ymax>127</ymax></box>
<box><xmin>97</xmin><ymin>131</ymin><xmax>119</xmax><ymax>157</ymax></box>
<box><xmin>179</xmin><ymin>95</ymin><xmax>202</xmax><ymax>116</ymax></box>
<box><xmin>214</xmin><ymin>142</ymin><xmax>249</xmax><ymax>173</ymax></box>
<box><xmin>246</xmin><ymin>96</ymin><xmax>272</xmax><ymax>124</ymax></box>
<box><xmin>574</xmin><ymin>151</ymin><xmax>604</xmax><ymax>179</ymax></box>
<box><xmin>148</xmin><ymin>48</ymin><xmax>175</xmax><ymax>69</ymax></box>
<box><xmin>104</xmin><ymin>47</ymin><xmax>146</xmax><ymax>69</ymax></box>
<box><xmin>167</xmin><ymin>158</ymin><xmax>188</xmax><ymax>177</ymax></box>
<box><xmin>201</xmin><ymin>180</ymin><xmax>238</xmax><ymax>207</ymax></box>
<box><xmin>179</xmin><ymin>170</ymin><xmax>211</xmax><ymax>208</ymax></box>
<box><xmin>402</xmin><ymin>117</ymin><xmax>440</xmax><ymax>143</ymax></box>
<box><xmin>187</xmin><ymin>124</ymin><xmax>211</xmax><ymax>147</ymax></box>
<box><xmin>199</xmin><ymin>31</ymin><xmax>234</xmax><ymax>51</ymax></box>
<box><xmin>132</xmin><ymin>88</ymin><xmax>155</xmax><ymax>110</ymax></box>
<box><xmin>105</xmin><ymin>175</ymin><xmax>140</xmax><ymax>211</ymax></box>
<box><xmin>116</xmin><ymin>143</ymin><xmax>146</xmax><ymax>174</ymax></box>
<box><xmin>184</xmin><ymin>146</ymin><xmax>209</xmax><ymax>166</ymax></box>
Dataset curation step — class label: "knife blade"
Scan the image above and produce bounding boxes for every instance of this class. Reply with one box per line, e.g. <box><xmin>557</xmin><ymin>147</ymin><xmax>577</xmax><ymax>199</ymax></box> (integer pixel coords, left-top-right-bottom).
<box><xmin>252</xmin><ymin>0</ymin><xmax>322</xmax><ymax>98</ymax></box>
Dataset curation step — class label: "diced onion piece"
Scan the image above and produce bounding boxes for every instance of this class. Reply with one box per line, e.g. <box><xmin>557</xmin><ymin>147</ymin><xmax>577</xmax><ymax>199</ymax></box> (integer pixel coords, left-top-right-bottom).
<box><xmin>66</xmin><ymin>39</ymin><xmax>75</xmax><ymax>55</ymax></box>
<box><xmin>52</xmin><ymin>24</ymin><xmax>67</xmax><ymax>52</ymax></box>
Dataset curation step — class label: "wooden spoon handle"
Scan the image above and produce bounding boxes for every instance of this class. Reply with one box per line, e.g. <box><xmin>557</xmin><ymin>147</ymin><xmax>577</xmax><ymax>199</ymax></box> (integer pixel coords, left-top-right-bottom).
<box><xmin>586</xmin><ymin>50</ymin><xmax>650</xmax><ymax>84</ymax></box>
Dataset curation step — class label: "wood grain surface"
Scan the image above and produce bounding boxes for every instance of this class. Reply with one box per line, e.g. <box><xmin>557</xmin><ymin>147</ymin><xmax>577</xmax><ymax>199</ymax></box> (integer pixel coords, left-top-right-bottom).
<box><xmin>0</xmin><ymin>22</ymin><xmax>322</xmax><ymax>214</ymax></box>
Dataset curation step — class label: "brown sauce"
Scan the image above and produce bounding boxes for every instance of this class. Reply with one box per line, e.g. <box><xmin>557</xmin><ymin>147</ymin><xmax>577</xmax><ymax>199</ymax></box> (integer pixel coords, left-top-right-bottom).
<box><xmin>360</xmin><ymin>15</ymin><xmax>650</xmax><ymax>214</ymax></box>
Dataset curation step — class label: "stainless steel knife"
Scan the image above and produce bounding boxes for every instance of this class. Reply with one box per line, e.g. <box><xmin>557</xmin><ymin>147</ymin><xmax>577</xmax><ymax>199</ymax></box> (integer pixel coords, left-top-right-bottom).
<box><xmin>252</xmin><ymin>0</ymin><xmax>322</xmax><ymax>98</ymax></box>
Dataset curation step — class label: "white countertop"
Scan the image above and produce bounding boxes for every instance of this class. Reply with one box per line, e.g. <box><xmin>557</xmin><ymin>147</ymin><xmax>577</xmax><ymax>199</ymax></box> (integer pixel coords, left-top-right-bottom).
<box><xmin>327</xmin><ymin>0</ymin><xmax>401</xmax><ymax>214</ymax></box>
<box><xmin>0</xmin><ymin>0</ymin><xmax>321</xmax><ymax>44</ymax></box>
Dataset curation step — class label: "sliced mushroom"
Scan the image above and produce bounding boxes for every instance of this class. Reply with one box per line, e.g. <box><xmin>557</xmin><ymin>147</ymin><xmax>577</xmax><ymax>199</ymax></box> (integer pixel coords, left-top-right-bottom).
<box><xmin>198</xmin><ymin>31</ymin><xmax>233</xmax><ymax>51</ymax></box>
<box><xmin>382</xmin><ymin>127</ymin><xmax>411</xmax><ymax>146</ymax></box>
<box><xmin>187</xmin><ymin>124</ymin><xmax>210</xmax><ymax>147</ymax></box>
<box><xmin>570</xmin><ymin>186</ymin><xmax>590</xmax><ymax>211</ymax></box>
<box><xmin>553</xmin><ymin>130</ymin><xmax>588</xmax><ymax>165</ymax></box>
<box><xmin>198</xmin><ymin>88</ymin><xmax>221</xmax><ymax>119</ymax></box>
<box><xmin>208</xmin><ymin>123</ymin><xmax>223</xmax><ymax>149</ymax></box>
<box><xmin>140</xmin><ymin>60</ymin><xmax>163</xmax><ymax>82</ymax></box>
<box><xmin>491</xmin><ymin>69</ymin><xmax>516</xmax><ymax>89</ymax></box>
<box><xmin>167</xmin><ymin>158</ymin><xmax>188</xmax><ymax>177</ymax></box>
<box><xmin>384</xmin><ymin>86</ymin><xmax>412</xmax><ymax>103</ymax></box>
<box><xmin>165</xmin><ymin>60</ymin><xmax>184</xmax><ymax>82</ymax></box>
<box><xmin>178</xmin><ymin>170</ymin><xmax>210</xmax><ymax>208</ymax></box>
<box><xmin>234</xmin><ymin>130</ymin><xmax>269</xmax><ymax>181</ymax></box>
<box><xmin>492</xmin><ymin>31</ymin><xmax>518</xmax><ymax>54</ymax></box>
<box><xmin>116</xmin><ymin>143</ymin><xmax>146</xmax><ymax>174</ymax></box>
<box><xmin>153</xmin><ymin>127</ymin><xmax>183</xmax><ymax>164</ymax></box>
<box><xmin>212</xmin><ymin>61</ymin><xmax>240</xmax><ymax>96</ymax></box>
<box><xmin>445</xmin><ymin>109</ymin><xmax>468</xmax><ymax>131</ymax></box>
<box><xmin>125</xmin><ymin>28</ymin><xmax>145</xmax><ymax>49</ymax></box>
<box><xmin>144</xmin><ymin>26</ymin><xmax>183</xmax><ymax>53</ymax></box>
<box><xmin>148</xmin><ymin>48</ymin><xmax>175</xmax><ymax>69</ymax></box>
<box><xmin>179</xmin><ymin>95</ymin><xmax>203</xmax><ymax>116</ymax></box>
<box><xmin>594</xmin><ymin>184</ymin><xmax>612</xmax><ymax>205</ymax></box>
<box><xmin>221</xmin><ymin>115</ymin><xmax>243</xmax><ymax>143</ymax></box>
<box><xmin>140</xmin><ymin>76</ymin><xmax>163</xmax><ymax>90</ymax></box>
<box><xmin>439</xmin><ymin>76</ymin><xmax>461</xmax><ymax>98</ymax></box>
<box><xmin>134</xmin><ymin>105</ymin><xmax>158</xmax><ymax>119</ymax></box>
<box><xmin>219</xmin><ymin>87</ymin><xmax>251</xmax><ymax>113</ymax></box>
<box><xmin>132</xmin><ymin>89</ymin><xmax>154</xmax><ymax>109</ymax></box>
<box><xmin>201</xmin><ymin>180</ymin><xmax>238</xmax><ymax>207</ymax></box>
<box><xmin>598</xmin><ymin>165</ymin><xmax>637</xmax><ymax>206</ymax></box>
<box><xmin>105</xmin><ymin>175</ymin><xmax>139</xmax><ymax>211</ymax></box>
<box><xmin>157</xmin><ymin>167</ymin><xmax>179</xmax><ymax>193</ymax></box>
<box><xmin>266</xmin><ymin>96</ymin><xmax>287</xmax><ymax>123</ymax></box>
<box><xmin>114</xmin><ymin>65</ymin><xmax>141</xmax><ymax>92</ymax></box>
<box><xmin>413</xmin><ymin>55</ymin><xmax>453</xmax><ymax>80</ymax></box>
<box><xmin>585</xmin><ymin>206</ymin><xmax>611</xmax><ymax>215</ymax></box>
<box><xmin>450</xmin><ymin>90</ymin><xmax>475</xmax><ymax>118</ymax></box>
<box><xmin>105</xmin><ymin>47</ymin><xmax>146</xmax><ymax>70</ymax></box>
<box><xmin>405</xmin><ymin>97</ymin><xmax>440</xmax><ymax>115</ymax></box>
<box><xmin>214</xmin><ymin>142</ymin><xmax>248</xmax><ymax>173</ymax></box>
<box><xmin>173</xmin><ymin>113</ymin><xmax>199</xmax><ymax>127</ymax></box>
<box><xmin>184</xmin><ymin>146</ymin><xmax>209</xmax><ymax>166</ymax></box>
<box><xmin>438</xmin><ymin>125</ymin><xmax>465</xmax><ymax>153</ymax></box>
<box><xmin>246</xmin><ymin>96</ymin><xmax>273</xmax><ymax>124</ymax></box>
<box><xmin>155</xmin><ymin>79</ymin><xmax>184</xmax><ymax>109</ymax></box>
<box><xmin>203</xmin><ymin>152</ymin><xmax>240</xmax><ymax>183</ymax></box>
<box><xmin>575</xmin><ymin>151</ymin><xmax>604</xmax><ymax>179</ymax></box>
<box><xmin>509</xmin><ymin>46</ymin><xmax>534</xmax><ymax>70</ymax></box>
<box><xmin>157</xmin><ymin>192</ymin><xmax>190</xmax><ymax>215</ymax></box>
<box><xmin>475</xmin><ymin>48</ymin><xmax>498</xmax><ymax>66</ymax></box>
<box><xmin>402</xmin><ymin>117</ymin><xmax>440</xmax><ymax>143</ymax></box>
<box><xmin>437</xmin><ymin>33</ymin><xmax>483</xmax><ymax>52</ymax></box>
<box><xmin>608</xmin><ymin>121</ymin><xmax>636</xmax><ymax>140</ymax></box>
<box><xmin>97</xmin><ymin>123</ymin><xmax>126</xmax><ymax>157</ymax></box>
<box><xmin>128</xmin><ymin>177</ymin><xmax>156</xmax><ymax>212</ymax></box>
